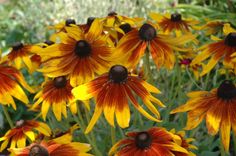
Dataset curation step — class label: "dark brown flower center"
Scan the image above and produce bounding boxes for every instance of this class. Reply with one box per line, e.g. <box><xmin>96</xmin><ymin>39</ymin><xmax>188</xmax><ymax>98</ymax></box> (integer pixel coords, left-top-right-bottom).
<box><xmin>139</xmin><ymin>23</ymin><xmax>156</xmax><ymax>41</ymax></box>
<box><xmin>15</xmin><ymin>120</ymin><xmax>25</xmax><ymax>128</ymax></box>
<box><xmin>42</xmin><ymin>40</ymin><xmax>54</xmax><ymax>48</ymax></box>
<box><xmin>217</xmin><ymin>80</ymin><xmax>236</xmax><ymax>99</ymax></box>
<box><xmin>135</xmin><ymin>132</ymin><xmax>152</xmax><ymax>149</ymax></box>
<box><xmin>108</xmin><ymin>11</ymin><xmax>117</xmax><ymax>16</ymax></box>
<box><xmin>29</xmin><ymin>144</ymin><xmax>49</xmax><ymax>156</ymax></box>
<box><xmin>171</xmin><ymin>13</ymin><xmax>182</xmax><ymax>22</ymax></box>
<box><xmin>65</xmin><ymin>19</ymin><xmax>76</xmax><ymax>26</ymax></box>
<box><xmin>53</xmin><ymin>76</ymin><xmax>67</xmax><ymax>88</ymax></box>
<box><xmin>119</xmin><ymin>23</ymin><xmax>132</xmax><ymax>34</ymax></box>
<box><xmin>109</xmin><ymin>65</ymin><xmax>128</xmax><ymax>83</ymax></box>
<box><xmin>12</xmin><ymin>42</ymin><xmax>24</xmax><ymax>51</ymax></box>
<box><xmin>87</xmin><ymin>17</ymin><xmax>95</xmax><ymax>26</ymax></box>
<box><xmin>74</xmin><ymin>40</ymin><xmax>92</xmax><ymax>57</ymax></box>
<box><xmin>224</xmin><ymin>32</ymin><xmax>236</xmax><ymax>47</ymax></box>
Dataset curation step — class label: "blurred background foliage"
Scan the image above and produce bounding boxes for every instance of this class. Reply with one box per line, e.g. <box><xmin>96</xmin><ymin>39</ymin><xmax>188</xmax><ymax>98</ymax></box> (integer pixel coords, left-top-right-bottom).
<box><xmin>1</xmin><ymin>0</ymin><xmax>236</xmax><ymax>155</ymax></box>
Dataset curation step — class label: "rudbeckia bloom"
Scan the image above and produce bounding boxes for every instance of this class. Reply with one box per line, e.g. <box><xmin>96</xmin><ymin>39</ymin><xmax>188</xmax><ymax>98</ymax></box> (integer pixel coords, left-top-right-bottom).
<box><xmin>170</xmin><ymin>129</ymin><xmax>197</xmax><ymax>156</ymax></box>
<box><xmin>198</xmin><ymin>20</ymin><xmax>225</xmax><ymax>35</ymax></box>
<box><xmin>31</xmin><ymin>76</ymin><xmax>84</xmax><ymax>121</ymax></box>
<box><xmin>7</xmin><ymin>42</ymin><xmax>41</xmax><ymax>73</ymax></box>
<box><xmin>39</xmin><ymin>19</ymin><xmax>113</xmax><ymax>86</ymax></box>
<box><xmin>9</xmin><ymin>140</ymin><xmax>92</xmax><ymax>156</ymax></box>
<box><xmin>191</xmin><ymin>23</ymin><xmax>236</xmax><ymax>76</ymax></box>
<box><xmin>109</xmin><ymin>127</ymin><xmax>188</xmax><ymax>156</ymax></box>
<box><xmin>72</xmin><ymin>65</ymin><xmax>165</xmax><ymax>133</ymax></box>
<box><xmin>0</xmin><ymin>61</ymin><xmax>34</xmax><ymax>109</ymax></box>
<box><xmin>0</xmin><ymin>120</ymin><xmax>51</xmax><ymax>151</ymax></box>
<box><xmin>116</xmin><ymin>22</ymin><xmax>195</xmax><ymax>69</ymax></box>
<box><xmin>150</xmin><ymin>12</ymin><xmax>198</xmax><ymax>36</ymax></box>
<box><xmin>171</xmin><ymin>80</ymin><xmax>236</xmax><ymax>152</ymax></box>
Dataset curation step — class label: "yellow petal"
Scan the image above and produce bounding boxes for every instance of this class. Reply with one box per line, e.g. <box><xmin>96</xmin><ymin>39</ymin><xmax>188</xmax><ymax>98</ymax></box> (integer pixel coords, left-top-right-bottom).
<box><xmin>24</xmin><ymin>131</ymin><xmax>35</xmax><ymax>141</ymax></box>
<box><xmin>104</xmin><ymin>105</ymin><xmax>116</xmax><ymax>127</ymax></box>
<box><xmin>53</xmin><ymin>102</ymin><xmax>62</xmax><ymax>121</ymax></box>
<box><xmin>16</xmin><ymin>137</ymin><xmax>26</xmax><ymax>148</ymax></box>
<box><xmin>85</xmin><ymin>106</ymin><xmax>103</xmax><ymax>134</ymax></box>
<box><xmin>115</xmin><ymin>106</ymin><xmax>130</xmax><ymax>128</ymax></box>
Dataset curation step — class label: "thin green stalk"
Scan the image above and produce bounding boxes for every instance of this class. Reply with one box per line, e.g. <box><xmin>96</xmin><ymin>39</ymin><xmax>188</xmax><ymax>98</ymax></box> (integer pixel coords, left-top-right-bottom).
<box><xmin>233</xmin><ymin>133</ymin><xmax>236</xmax><ymax>156</ymax></box>
<box><xmin>186</xmin><ymin>68</ymin><xmax>202</xmax><ymax>90</ymax></box>
<box><xmin>110</xmin><ymin>126</ymin><xmax>116</xmax><ymax>145</ymax></box>
<box><xmin>2</xmin><ymin>105</ymin><xmax>14</xmax><ymax>128</ymax></box>
<box><xmin>144</xmin><ymin>50</ymin><xmax>153</xmax><ymax>83</ymax></box>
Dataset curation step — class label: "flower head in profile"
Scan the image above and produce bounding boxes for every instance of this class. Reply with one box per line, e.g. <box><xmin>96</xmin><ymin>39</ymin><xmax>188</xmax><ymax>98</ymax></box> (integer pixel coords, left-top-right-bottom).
<box><xmin>171</xmin><ymin>80</ymin><xmax>236</xmax><ymax>152</ymax></box>
<box><xmin>39</xmin><ymin>19</ymin><xmax>113</xmax><ymax>86</ymax></box>
<box><xmin>150</xmin><ymin>12</ymin><xmax>198</xmax><ymax>36</ymax></box>
<box><xmin>191</xmin><ymin>23</ymin><xmax>236</xmax><ymax>76</ymax></box>
<box><xmin>0</xmin><ymin>60</ymin><xmax>34</xmax><ymax>109</ymax></box>
<box><xmin>7</xmin><ymin>42</ymin><xmax>41</xmax><ymax>73</ymax></box>
<box><xmin>31</xmin><ymin>76</ymin><xmax>87</xmax><ymax>121</ymax></box>
<box><xmin>9</xmin><ymin>139</ymin><xmax>92</xmax><ymax>156</ymax></box>
<box><xmin>109</xmin><ymin>127</ymin><xmax>189</xmax><ymax>156</ymax></box>
<box><xmin>198</xmin><ymin>19</ymin><xmax>225</xmax><ymax>35</ymax></box>
<box><xmin>116</xmin><ymin>22</ymin><xmax>195</xmax><ymax>69</ymax></box>
<box><xmin>0</xmin><ymin>120</ymin><xmax>51</xmax><ymax>151</ymax></box>
<box><xmin>72</xmin><ymin>65</ymin><xmax>165</xmax><ymax>133</ymax></box>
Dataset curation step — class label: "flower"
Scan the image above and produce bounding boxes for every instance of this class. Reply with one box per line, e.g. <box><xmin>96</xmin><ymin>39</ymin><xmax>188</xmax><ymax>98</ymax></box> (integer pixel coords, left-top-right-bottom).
<box><xmin>31</xmin><ymin>76</ymin><xmax>87</xmax><ymax>121</ymax></box>
<box><xmin>39</xmin><ymin>19</ymin><xmax>113</xmax><ymax>86</ymax></box>
<box><xmin>191</xmin><ymin>23</ymin><xmax>236</xmax><ymax>76</ymax></box>
<box><xmin>150</xmin><ymin>12</ymin><xmax>198</xmax><ymax>36</ymax></box>
<box><xmin>171</xmin><ymin>80</ymin><xmax>236</xmax><ymax>152</ymax></box>
<box><xmin>109</xmin><ymin>127</ymin><xmax>188</xmax><ymax>156</ymax></box>
<box><xmin>9</xmin><ymin>140</ymin><xmax>92</xmax><ymax>156</ymax></box>
<box><xmin>7</xmin><ymin>42</ymin><xmax>41</xmax><ymax>73</ymax></box>
<box><xmin>0</xmin><ymin>61</ymin><xmax>34</xmax><ymax>109</ymax></box>
<box><xmin>170</xmin><ymin>129</ymin><xmax>197</xmax><ymax>156</ymax></box>
<box><xmin>198</xmin><ymin>20</ymin><xmax>225</xmax><ymax>35</ymax></box>
<box><xmin>116</xmin><ymin>22</ymin><xmax>195</xmax><ymax>69</ymax></box>
<box><xmin>72</xmin><ymin>65</ymin><xmax>165</xmax><ymax>133</ymax></box>
<box><xmin>0</xmin><ymin>120</ymin><xmax>51</xmax><ymax>151</ymax></box>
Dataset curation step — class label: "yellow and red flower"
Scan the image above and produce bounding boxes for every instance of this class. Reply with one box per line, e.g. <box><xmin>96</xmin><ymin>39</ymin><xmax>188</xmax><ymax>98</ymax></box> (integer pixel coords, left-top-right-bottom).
<box><xmin>0</xmin><ymin>120</ymin><xmax>51</xmax><ymax>151</ymax></box>
<box><xmin>150</xmin><ymin>12</ymin><xmax>198</xmax><ymax>36</ymax></box>
<box><xmin>39</xmin><ymin>19</ymin><xmax>113</xmax><ymax>86</ymax></box>
<box><xmin>0</xmin><ymin>62</ymin><xmax>34</xmax><ymax>109</ymax></box>
<box><xmin>116</xmin><ymin>22</ymin><xmax>195</xmax><ymax>69</ymax></box>
<box><xmin>109</xmin><ymin>127</ymin><xmax>188</xmax><ymax>156</ymax></box>
<box><xmin>191</xmin><ymin>23</ymin><xmax>236</xmax><ymax>76</ymax></box>
<box><xmin>171</xmin><ymin>80</ymin><xmax>236</xmax><ymax>152</ymax></box>
<box><xmin>31</xmin><ymin>76</ymin><xmax>86</xmax><ymax>121</ymax></box>
<box><xmin>198</xmin><ymin>20</ymin><xmax>225</xmax><ymax>35</ymax></box>
<box><xmin>72</xmin><ymin>65</ymin><xmax>164</xmax><ymax>133</ymax></box>
<box><xmin>9</xmin><ymin>140</ymin><xmax>92</xmax><ymax>156</ymax></box>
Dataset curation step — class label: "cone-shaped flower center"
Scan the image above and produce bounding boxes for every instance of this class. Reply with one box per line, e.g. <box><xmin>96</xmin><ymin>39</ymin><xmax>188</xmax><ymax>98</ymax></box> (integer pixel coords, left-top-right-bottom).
<box><xmin>53</xmin><ymin>76</ymin><xmax>67</xmax><ymax>88</ymax></box>
<box><xmin>109</xmin><ymin>65</ymin><xmax>128</xmax><ymax>83</ymax></box>
<box><xmin>87</xmin><ymin>17</ymin><xmax>95</xmax><ymax>26</ymax></box>
<box><xmin>75</xmin><ymin>40</ymin><xmax>92</xmax><ymax>57</ymax></box>
<box><xmin>12</xmin><ymin>42</ymin><xmax>23</xmax><ymax>51</ymax></box>
<box><xmin>139</xmin><ymin>23</ymin><xmax>156</xmax><ymax>41</ymax></box>
<box><xmin>108</xmin><ymin>11</ymin><xmax>117</xmax><ymax>16</ymax></box>
<box><xmin>65</xmin><ymin>19</ymin><xmax>76</xmax><ymax>26</ymax></box>
<box><xmin>217</xmin><ymin>80</ymin><xmax>236</xmax><ymax>99</ymax></box>
<box><xmin>224</xmin><ymin>32</ymin><xmax>236</xmax><ymax>47</ymax></box>
<box><xmin>119</xmin><ymin>23</ymin><xmax>132</xmax><ymax>34</ymax></box>
<box><xmin>15</xmin><ymin>119</ymin><xmax>25</xmax><ymax>128</ymax></box>
<box><xmin>135</xmin><ymin>132</ymin><xmax>152</xmax><ymax>149</ymax></box>
<box><xmin>171</xmin><ymin>13</ymin><xmax>182</xmax><ymax>22</ymax></box>
<box><xmin>29</xmin><ymin>145</ymin><xmax>49</xmax><ymax>156</ymax></box>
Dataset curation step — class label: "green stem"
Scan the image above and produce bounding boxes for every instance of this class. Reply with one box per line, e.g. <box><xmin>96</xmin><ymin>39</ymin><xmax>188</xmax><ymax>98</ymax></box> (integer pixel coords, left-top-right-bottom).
<box><xmin>233</xmin><ymin>133</ymin><xmax>236</xmax><ymax>156</ymax></box>
<box><xmin>2</xmin><ymin>105</ymin><xmax>14</xmax><ymax>128</ymax></box>
<box><xmin>110</xmin><ymin>126</ymin><xmax>116</xmax><ymax>145</ymax></box>
<box><xmin>144</xmin><ymin>50</ymin><xmax>153</xmax><ymax>83</ymax></box>
<box><xmin>186</xmin><ymin>68</ymin><xmax>202</xmax><ymax>90</ymax></box>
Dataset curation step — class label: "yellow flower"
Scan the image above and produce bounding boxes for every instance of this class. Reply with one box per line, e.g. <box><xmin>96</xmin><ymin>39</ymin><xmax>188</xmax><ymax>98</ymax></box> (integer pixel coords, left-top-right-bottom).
<box><xmin>171</xmin><ymin>80</ymin><xmax>236</xmax><ymax>152</ymax></box>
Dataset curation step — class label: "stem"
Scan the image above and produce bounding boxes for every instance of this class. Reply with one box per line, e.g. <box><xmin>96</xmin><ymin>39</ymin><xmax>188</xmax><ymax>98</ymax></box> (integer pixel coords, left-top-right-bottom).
<box><xmin>233</xmin><ymin>133</ymin><xmax>236</xmax><ymax>156</ymax></box>
<box><xmin>186</xmin><ymin>68</ymin><xmax>202</xmax><ymax>90</ymax></box>
<box><xmin>2</xmin><ymin>105</ymin><xmax>14</xmax><ymax>128</ymax></box>
<box><xmin>144</xmin><ymin>50</ymin><xmax>153</xmax><ymax>83</ymax></box>
<box><xmin>110</xmin><ymin>126</ymin><xmax>116</xmax><ymax>145</ymax></box>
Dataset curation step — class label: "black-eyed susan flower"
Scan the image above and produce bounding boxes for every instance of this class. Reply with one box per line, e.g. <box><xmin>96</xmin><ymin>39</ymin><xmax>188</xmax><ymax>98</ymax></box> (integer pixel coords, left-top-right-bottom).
<box><xmin>9</xmin><ymin>140</ymin><xmax>92</xmax><ymax>156</ymax></box>
<box><xmin>150</xmin><ymin>12</ymin><xmax>198</xmax><ymax>36</ymax></box>
<box><xmin>0</xmin><ymin>61</ymin><xmax>34</xmax><ymax>109</ymax></box>
<box><xmin>0</xmin><ymin>120</ymin><xmax>51</xmax><ymax>151</ymax></box>
<box><xmin>116</xmin><ymin>22</ymin><xmax>195</xmax><ymax>69</ymax></box>
<box><xmin>191</xmin><ymin>23</ymin><xmax>236</xmax><ymax>76</ymax></box>
<box><xmin>39</xmin><ymin>19</ymin><xmax>113</xmax><ymax>86</ymax></box>
<box><xmin>72</xmin><ymin>65</ymin><xmax>165</xmax><ymax>133</ymax></box>
<box><xmin>109</xmin><ymin>127</ymin><xmax>188</xmax><ymax>156</ymax></box>
<box><xmin>7</xmin><ymin>42</ymin><xmax>41</xmax><ymax>73</ymax></box>
<box><xmin>170</xmin><ymin>129</ymin><xmax>197</xmax><ymax>156</ymax></box>
<box><xmin>171</xmin><ymin>80</ymin><xmax>236</xmax><ymax>152</ymax></box>
<box><xmin>31</xmin><ymin>76</ymin><xmax>87</xmax><ymax>121</ymax></box>
<box><xmin>198</xmin><ymin>20</ymin><xmax>225</xmax><ymax>35</ymax></box>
